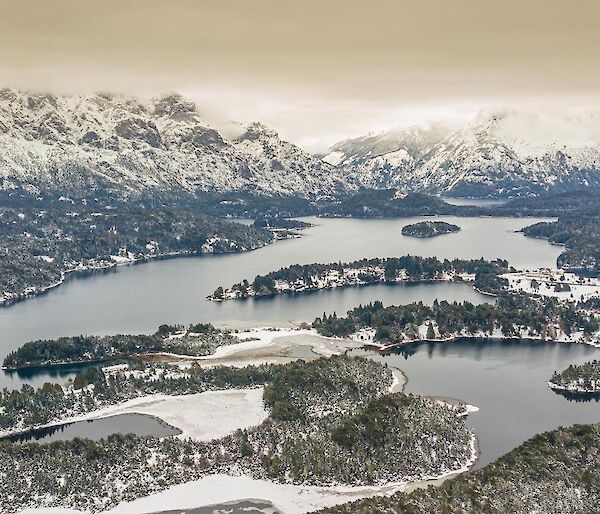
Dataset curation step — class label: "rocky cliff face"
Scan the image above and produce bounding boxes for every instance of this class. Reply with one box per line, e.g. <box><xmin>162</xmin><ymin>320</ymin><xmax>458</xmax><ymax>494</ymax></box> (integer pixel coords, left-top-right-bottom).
<box><xmin>0</xmin><ymin>89</ymin><xmax>357</xmax><ymax>201</ymax></box>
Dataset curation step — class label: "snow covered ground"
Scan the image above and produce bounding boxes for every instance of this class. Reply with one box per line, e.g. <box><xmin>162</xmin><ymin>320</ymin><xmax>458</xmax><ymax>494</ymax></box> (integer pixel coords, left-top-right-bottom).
<box><xmin>86</xmin><ymin>388</ymin><xmax>269</xmax><ymax>441</ymax></box>
<box><xmin>2</xmin><ymin>388</ymin><xmax>268</xmax><ymax>442</ymax></box>
<box><xmin>168</xmin><ymin>327</ymin><xmax>361</xmax><ymax>368</ymax></box>
<box><xmin>18</xmin><ymin>436</ymin><xmax>478</xmax><ymax>514</ymax></box>
<box><xmin>502</xmin><ymin>269</ymin><xmax>600</xmax><ymax>302</ymax></box>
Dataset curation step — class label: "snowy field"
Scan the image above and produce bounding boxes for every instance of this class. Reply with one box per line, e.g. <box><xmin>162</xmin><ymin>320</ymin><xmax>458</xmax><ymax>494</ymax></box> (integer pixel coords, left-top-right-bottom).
<box><xmin>502</xmin><ymin>269</ymin><xmax>600</xmax><ymax>302</ymax></box>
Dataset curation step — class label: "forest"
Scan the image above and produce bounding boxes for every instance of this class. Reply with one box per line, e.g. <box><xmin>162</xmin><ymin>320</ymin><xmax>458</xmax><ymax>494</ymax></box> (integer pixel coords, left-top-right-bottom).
<box><xmin>0</xmin><ymin>201</ymin><xmax>275</xmax><ymax>304</ymax></box>
<box><xmin>312</xmin><ymin>296</ymin><xmax>599</xmax><ymax>343</ymax></box>
<box><xmin>317</xmin><ymin>423</ymin><xmax>600</xmax><ymax>514</ymax></box>
<box><xmin>0</xmin><ymin>356</ymin><xmax>474</xmax><ymax>513</ymax></box>
<box><xmin>2</xmin><ymin>323</ymin><xmax>240</xmax><ymax>369</ymax></box>
<box><xmin>211</xmin><ymin>256</ymin><xmax>511</xmax><ymax>300</ymax></box>
<box><xmin>401</xmin><ymin>220</ymin><xmax>461</xmax><ymax>238</ymax></box>
<box><xmin>523</xmin><ymin>215</ymin><xmax>600</xmax><ymax>271</ymax></box>
<box><xmin>550</xmin><ymin>360</ymin><xmax>600</xmax><ymax>393</ymax></box>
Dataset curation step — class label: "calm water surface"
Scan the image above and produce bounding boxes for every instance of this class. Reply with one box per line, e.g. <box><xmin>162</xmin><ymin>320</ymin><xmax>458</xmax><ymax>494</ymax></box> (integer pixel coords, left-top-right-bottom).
<box><xmin>370</xmin><ymin>339</ymin><xmax>600</xmax><ymax>468</ymax></box>
<box><xmin>0</xmin><ymin>216</ymin><xmax>559</xmax><ymax>389</ymax></box>
<box><xmin>4</xmin><ymin>413</ymin><xmax>180</xmax><ymax>444</ymax></box>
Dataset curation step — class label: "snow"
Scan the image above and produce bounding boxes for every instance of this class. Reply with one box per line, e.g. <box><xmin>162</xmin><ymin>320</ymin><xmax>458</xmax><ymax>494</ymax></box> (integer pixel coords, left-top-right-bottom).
<box><xmin>322</xmin><ymin>150</ymin><xmax>346</xmax><ymax>166</ymax></box>
<box><xmin>3</xmin><ymin>389</ymin><xmax>268</xmax><ymax>442</ymax></box>
<box><xmin>18</xmin><ymin>436</ymin><xmax>478</xmax><ymax>514</ymax></box>
<box><xmin>198</xmin><ymin>328</ymin><xmax>355</xmax><ymax>361</ymax></box>
<box><xmin>502</xmin><ymin>269</ymin><xmax>600</xmax><ymax>302</ymax></box>
<box><xmin>90</xmin><ymin>388</ymin><xmax>269</xmax><ymax>440</ymax></box>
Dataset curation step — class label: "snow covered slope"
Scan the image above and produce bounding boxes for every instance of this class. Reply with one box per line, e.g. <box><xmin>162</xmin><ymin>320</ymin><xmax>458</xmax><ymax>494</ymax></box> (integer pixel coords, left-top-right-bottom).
<box><xmin>0</xmin><ymin>88</ymin><xmax>357</xmax><ymax>200</ymax></box>
<box><xmin>328</xmin><ymin>111</ymin><xmax>600</xmax><ymax>197</ymax></box>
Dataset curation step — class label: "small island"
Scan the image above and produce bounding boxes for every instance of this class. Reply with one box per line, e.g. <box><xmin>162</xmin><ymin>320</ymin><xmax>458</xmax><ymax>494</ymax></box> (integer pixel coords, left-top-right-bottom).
<box><xmin>549</xmin><ymin>360</ymin><xmax>600</xmax><ymax>394</ymax></box>
<box><xmin>1</xmin><ymin>322</ymin><xmax>243</xmax><ymax>370</ymax></box>
<box><xmin>401</xmin><ymin>221</ymin><xmax>461</xmax><ymax>238</ymax></box>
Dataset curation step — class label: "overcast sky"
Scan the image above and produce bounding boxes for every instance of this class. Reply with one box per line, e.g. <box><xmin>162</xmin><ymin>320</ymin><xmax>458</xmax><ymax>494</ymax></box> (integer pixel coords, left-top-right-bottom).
<box><xmin>1</xmin><ymin>0</ymin><xmax>598</xmax><ymax>150</ymax></box>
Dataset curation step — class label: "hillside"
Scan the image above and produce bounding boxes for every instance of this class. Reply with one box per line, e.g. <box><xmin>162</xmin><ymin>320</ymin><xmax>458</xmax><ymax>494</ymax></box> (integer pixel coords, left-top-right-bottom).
<box><xmin>0</xmin><ymin>88</ymin><xmax>357</xmax><ymax>203</ymax></box>
<box><xmin>326</xmin><ymin>110</ymin><xmax>600</xmax><ymax>197</ymax></box>
<box><xmin>318</xmin><ymin>423</ymin><xmax>600</xmax><ymax>514</ymax></box>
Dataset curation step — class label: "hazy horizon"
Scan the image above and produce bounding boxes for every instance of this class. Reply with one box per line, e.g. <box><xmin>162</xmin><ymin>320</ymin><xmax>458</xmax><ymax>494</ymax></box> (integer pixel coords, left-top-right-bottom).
<box><xmin>1</xmin><ymin>0</ymin><xmax>599</xmax><ymax>151</ymax></box>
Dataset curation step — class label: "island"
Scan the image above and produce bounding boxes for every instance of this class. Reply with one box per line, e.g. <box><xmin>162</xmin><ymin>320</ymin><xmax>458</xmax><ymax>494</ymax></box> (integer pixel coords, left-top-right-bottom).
<box><xmin>2</xmin><ymin>322</ymin><xmax>243</xmax><ymax>370</ymax></box>
<box><xmin>208</xmin><ymin>255</ymin><xmax>511</xmax><ymax>300</ymax></box>
<box><xmin>401</xmin><ymin>220</ymin><xmax>461</xmax><ymax>238</ymax></box>
<box><xmin>0</xmin><ymin>356</ymin><xmax>475</xmax><ymax>513</ymax></box>
<box><xmin>549</xmin><ymin>360</ymin><xmax>600</xmax><ymax>394</ymax></box>
<box><xmin>312</xmin><ymin>296</ymin><xmax>600</xmax><ymax>347</ymax></box>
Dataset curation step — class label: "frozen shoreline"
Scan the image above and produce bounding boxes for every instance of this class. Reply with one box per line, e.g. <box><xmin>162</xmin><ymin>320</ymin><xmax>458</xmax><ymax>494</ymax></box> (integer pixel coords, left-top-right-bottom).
<box><xmin>0</xmin><ymin>388</ymin><xmax>268</xmax><ymax>441</ymax></box>
<box><xmin>18</xmin><ymin>433</ymin><xmax>478</xmax><ymax>514</ymax></box>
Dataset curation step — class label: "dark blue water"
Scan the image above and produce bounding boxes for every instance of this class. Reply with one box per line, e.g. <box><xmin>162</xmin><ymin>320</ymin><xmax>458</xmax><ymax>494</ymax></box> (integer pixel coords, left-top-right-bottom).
<box><xmin>370</xmin><ymin>339</ymin><xmax>600</xmax><ymax>468</ymax></box>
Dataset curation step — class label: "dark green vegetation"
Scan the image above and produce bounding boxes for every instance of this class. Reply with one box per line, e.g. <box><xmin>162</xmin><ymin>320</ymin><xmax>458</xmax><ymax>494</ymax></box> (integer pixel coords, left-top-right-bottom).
<box><xmin>494</xmin><ymin>190</ymin><xmax>600</xmax><ymax>217</ymax></box>
<box><xmin>2</xmin><ymin>323</ymin><xmax>238</xmax><ymax>370</ymax></box>
<box><xmin>212</xmin><ymin>256</ymin><xmax>511</xmax><ymax>299</ymax></box>
<box><xmin>524</xmin><ymin>216</ymin><xmax>600</xmax><ymax>271</ymax></box>
<box><xmin>313</xmin><ymin>296</ymin><xmax>599</xmax><ymax>343</ymax></box>
<box><xmin>401</xmin><ymin>220</ymin><xmax>461</xmax><ymax>238</ymax></box>
<box><xmin>499</xmin><ymin>190</ymin><xmax>600</xmax><ymax>272</ymax></box>
<box><xmin>0</xmin><ymin>356</ymin><xmax>474</xmax><ymax>513</ymax></box>
<box><xmin>318</xmin><ymin>423</ymin><xmax>600</xmax><ymax>514</ymax></box>
<box><xmin>550</xmin><ymin>360</ymin><xmax>600</xmax><ymax>393</ymax></box>
<box><xmin>253</xmin><ymin>216</ymin><xmax>312</xmax><ymax>230</ymax></box>
<box><xmin>319</xmin><ymin>190</ymin><xmax>482</xmax><ymax>218</ymax></box>
<box><xmin>0</xmin><ymin>201</ymin><xmax>274</xmax><ymax>304</ymax></box>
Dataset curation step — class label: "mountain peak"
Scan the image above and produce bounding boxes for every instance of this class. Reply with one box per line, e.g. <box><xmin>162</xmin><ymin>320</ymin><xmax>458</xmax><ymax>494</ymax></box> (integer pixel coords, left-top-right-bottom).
<box><xmin>236</xmin><ymin>121</ymin><xmax>279</xmax><ymax>141</ymax></box>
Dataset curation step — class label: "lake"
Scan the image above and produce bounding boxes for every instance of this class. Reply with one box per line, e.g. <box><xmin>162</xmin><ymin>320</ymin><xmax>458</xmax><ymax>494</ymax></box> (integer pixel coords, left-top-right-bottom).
<box><xmin>370</xmin><ymin>339</ymin><xmax>600</xmax><ymax>468</ymax></box>
<box><xmin>4</xmin><ymin>413</ymin><xmax>181</xmax><ymax>444</ymax></box>
<box><xmin>0</xmin><ymin>215</ymin><xmax>560</xmax><ymax>389</ymax></box>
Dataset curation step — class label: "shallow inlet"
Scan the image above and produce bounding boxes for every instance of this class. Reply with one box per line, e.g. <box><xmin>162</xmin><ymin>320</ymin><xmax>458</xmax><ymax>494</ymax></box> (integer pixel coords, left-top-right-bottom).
<box><xmin>4</xmin><ymin>413</ymin><xmax>181</xmax><ymax>444</ymax></box>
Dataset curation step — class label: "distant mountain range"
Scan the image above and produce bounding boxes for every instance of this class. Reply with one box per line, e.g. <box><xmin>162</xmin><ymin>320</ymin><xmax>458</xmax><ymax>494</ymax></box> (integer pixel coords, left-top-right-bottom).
<box><xmin>324</xmin><ymin>110</ymin><xmax>600</xmax><ymax>197</ymax></box>
<box><xmin>1</xmin><ymin>88</ymin><xmax>600</xmax><ymax>201</ymax></box>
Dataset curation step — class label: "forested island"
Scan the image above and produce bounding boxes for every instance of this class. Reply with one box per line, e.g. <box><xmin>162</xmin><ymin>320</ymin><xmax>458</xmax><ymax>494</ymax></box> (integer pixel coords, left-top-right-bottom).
<box><xmin>318</xmin><ymin>423</ymin><xmax>600</xmax><ymax>514</ymax></box>
<box><xmin>252</xmin><ymin>216</ymin><xmax>312</xmax><ymax>230</ymax></box>
<box><xmin>312</xmin><ymin>296</ymin><xmax>600</xmax><ymax>347</ymax></box>
<box><xmin>401</xmin><ymin>220</ymin><xmax>461</xmax><ymax>238</ymax></box>
<box><xmin>0</xmin><ymin>356</ymin><xmax>475</xmax><ymax>513</ymax></box>
<box><xmin>208</xmin><ymin>256</ymin><xmax>511</xmax><ymax>300</ymax></box>
<box><xmin>2</xmin><ymin>323</ymin><xmax>241</xmax><ymax>370</ymax></box>
<box><xmin>523</xmin><ymin>215</ymin><xmax>600</xmax><ymax>272</ymax></box>
<box><xmin>549</xmin><ymin>360</ymin><xmax>600</xmax><ymax>394</ymax></box>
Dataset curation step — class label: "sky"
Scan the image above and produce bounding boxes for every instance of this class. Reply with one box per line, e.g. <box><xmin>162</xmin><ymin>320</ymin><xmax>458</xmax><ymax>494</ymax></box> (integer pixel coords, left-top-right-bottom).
<box><xmin>1</xmin><ymin>0</ymin><xmax>599</xmax><ymax>151</ymax></box>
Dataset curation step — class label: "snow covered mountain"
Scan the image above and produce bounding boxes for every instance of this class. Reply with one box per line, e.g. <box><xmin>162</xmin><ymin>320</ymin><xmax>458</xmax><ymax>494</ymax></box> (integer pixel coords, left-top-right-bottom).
<box><xmin>2</xmin><ymin>88</ymin><xmax>599</xmax><ymax>202</ymax></box>
<box><xmin>0</xmin><ymin>88</ymin><xmax>356</xmax><ymax>201</ymax></box>
<box><xmin>327</xmin><ymin>111</ymin><xmax>600</xmax><ymax>197</ymax></box>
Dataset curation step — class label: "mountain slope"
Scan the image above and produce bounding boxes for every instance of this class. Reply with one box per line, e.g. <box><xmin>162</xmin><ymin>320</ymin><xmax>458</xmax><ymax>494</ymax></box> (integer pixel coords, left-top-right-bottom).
<box><xmin>328</xmin><ymin>111</ymin><xmax>600</xmax><ymax>197</ymax></box>
<box><xmin>0</xmin><ymin>88</ymin><xmax>357</xmax><ymax>202</ymax></box>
